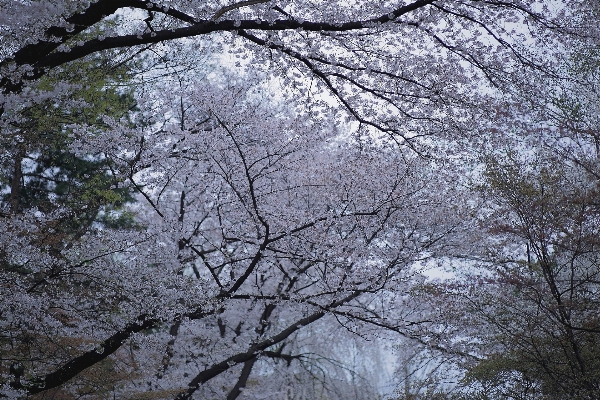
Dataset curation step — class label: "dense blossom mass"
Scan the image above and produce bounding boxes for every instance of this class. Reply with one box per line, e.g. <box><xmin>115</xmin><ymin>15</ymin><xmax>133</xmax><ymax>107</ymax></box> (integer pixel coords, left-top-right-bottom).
<box><xmin>1</xmin><ymin>0</ymin><xmax>600</xmax><ymax>399</ymax></box>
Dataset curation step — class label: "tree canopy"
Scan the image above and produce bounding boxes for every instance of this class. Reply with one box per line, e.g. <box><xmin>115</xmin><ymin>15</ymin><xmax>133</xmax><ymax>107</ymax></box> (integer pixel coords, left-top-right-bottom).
<box><xmin>1</xmin><ymin>1</ymin><xmax>600</xmax><ymax>399</ymax></box>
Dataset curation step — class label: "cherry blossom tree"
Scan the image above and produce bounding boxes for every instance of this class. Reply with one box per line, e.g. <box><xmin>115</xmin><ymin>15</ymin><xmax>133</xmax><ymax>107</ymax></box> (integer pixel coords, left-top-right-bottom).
<box><xmin>1</xmin><ymin>65</ymin><xmax>466</xmax><ymax>398</ymax></box>
<box><xmin>2</xmin><ymin>0</ymin><xmax>592</xmax><ymax>139</ymax></box>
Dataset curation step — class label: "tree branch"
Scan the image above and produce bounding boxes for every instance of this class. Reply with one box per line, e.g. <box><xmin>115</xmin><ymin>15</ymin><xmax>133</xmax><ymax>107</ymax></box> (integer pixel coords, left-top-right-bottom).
<box><xmin>17</xmin><ymin>315</ymin><xmax>159</xmax><ymax>395</ymax></box>
<box><xmin>174</xmin><ymin>291</ymin><xmax>362</xmax><ymax>399</ymax></box>
<box><xmin>2</xmin><ymin>0</ymin><xmax>435</xmax><ymax>93</ymax></box>
<box><xmin>212</xmin><ymin>0</ymin><xmax>271</xmax><ymax>21</ymax></box>
<box><xmin>18</xmin><ymin>305</ymin><xmax>216</xmax><ymax>396</ymax></box>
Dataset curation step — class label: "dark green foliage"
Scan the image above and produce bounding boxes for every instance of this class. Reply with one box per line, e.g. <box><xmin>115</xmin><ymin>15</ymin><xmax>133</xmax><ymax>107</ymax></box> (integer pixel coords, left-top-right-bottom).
<box><xmin>1</xmin><ymin>51</ymin><xmax>138</xmax><ymax>236</ymax></box>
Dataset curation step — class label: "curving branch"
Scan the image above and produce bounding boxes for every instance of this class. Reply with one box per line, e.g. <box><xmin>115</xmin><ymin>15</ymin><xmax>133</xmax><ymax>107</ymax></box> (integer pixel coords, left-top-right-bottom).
<box><xmin>16</xmin><ymin>306</ymin><xmax>216</xmax><ymax>396</ymax></box>
<box><xmin>14</xmin><ymin>315</ymin><xmax>159</xmax><ymax>395</ymax></box>
<box><xmin>1</xmin><ymin>0</ymin><xmax>435</xmax><ymax>93</ymax></box>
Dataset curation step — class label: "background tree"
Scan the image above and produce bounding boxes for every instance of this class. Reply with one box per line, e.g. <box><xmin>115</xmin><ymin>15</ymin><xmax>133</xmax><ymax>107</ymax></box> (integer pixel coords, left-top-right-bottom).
<box><xmin>460</xmin><ymin>149</ymin><xmax>600</xmax><ymax>399</ymax></box>
<box><xmin>414</xmin><ymin>29</ymin><xmax>600</xmax><ymax>399</ymax></box>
